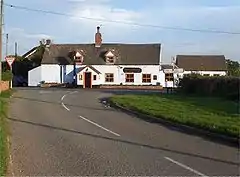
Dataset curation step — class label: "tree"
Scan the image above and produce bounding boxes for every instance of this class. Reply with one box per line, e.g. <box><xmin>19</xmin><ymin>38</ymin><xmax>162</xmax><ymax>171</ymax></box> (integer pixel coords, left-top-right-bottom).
<box><xmin>226</xmin><ymin>59</ymin><xmax>240</xmax><ymax>77</ymax></box>
<box><xmin>1</xmin><ymin>61</ymin><xmax>10</xmax><ymax>72</ymax></box>
<box><xmin>12</xmin><ymin>57</ymin><xmax>32</xmax><ymax>77</ymax></box>
<box><xmin>31</xmin><ymin>44</ymin><xmax>45</xmax><ymax>66</ymax></box>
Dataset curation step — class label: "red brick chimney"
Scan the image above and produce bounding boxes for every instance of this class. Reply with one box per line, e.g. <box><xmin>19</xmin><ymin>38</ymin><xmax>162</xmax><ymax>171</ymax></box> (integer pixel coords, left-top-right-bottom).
<box><xmin>95</xmin><ymin>26</ymin><xmax>102</xmax><ymax>48</ymax></box>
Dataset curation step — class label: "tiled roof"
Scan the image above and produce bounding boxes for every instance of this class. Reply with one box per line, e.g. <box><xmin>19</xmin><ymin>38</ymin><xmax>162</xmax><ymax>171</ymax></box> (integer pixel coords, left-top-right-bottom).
<box><xmin>78</xmin><ymin>65</ymin><xmax>101</xmax><ymax>74</ymax></box>
<box><xmin>176</xmin><ymin>55</ymin><xmax>227</xmax><ymax>71</ymax></box>
<box><xmin>22</xmin><ymin>47</ymin><xmax>38</xmax><ymax>58</ymax></box>
<box><xmin>41</xmin><ymin>43</ymin><xmax>161</xmax><ymax>65</ymax></box>
<box><xmin>161</xmin><ymin>64</ymin><xmax>173</xmax><ymax>69</ymax></box>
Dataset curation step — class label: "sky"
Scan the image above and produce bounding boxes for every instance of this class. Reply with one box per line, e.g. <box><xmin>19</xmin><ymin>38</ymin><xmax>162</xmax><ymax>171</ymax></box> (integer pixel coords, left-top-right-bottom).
<box><xmin>3</xmin><ymin>0</ymin><xmax>240</xmax><ymax>63</ymax></box>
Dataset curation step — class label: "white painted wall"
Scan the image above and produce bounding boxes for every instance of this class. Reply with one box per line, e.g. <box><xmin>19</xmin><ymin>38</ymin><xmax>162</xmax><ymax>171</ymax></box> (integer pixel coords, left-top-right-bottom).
<box><xmin>77</xmin><ymin>66</ymin><xmax>101</xmax><ymax>86</ymax></box>
<box><xmin>28</xmin><ymin>64</ymin><xmax>77</xmax><ymax>86</ymax></box>
<box><xmin>159</xmin><ymin>70</ymin><xmax>165</xmax><ymax>86</ymax></box>
<box><xmin>92</xmin><ymin>65</ymin><xmax>162</xmax><ymax>86</ymax></box>
<box><xmin>28</xmin><ymin>66</ymin><xmax>41</xmax><ymax>86</ymax></box>
<box><xmin>178</xmin><ymin>70</ymin><xmax>227</xmax><ymax>78</ymax></box>
<box><xmin>28</xmin><ymin>64</ymin><xmax>167</xmax><ymax>86</ymax></box>
<box><xmin>41</xmin><ymin>65</ymin><xmax>61</xmax><ymax>83</ymax></box>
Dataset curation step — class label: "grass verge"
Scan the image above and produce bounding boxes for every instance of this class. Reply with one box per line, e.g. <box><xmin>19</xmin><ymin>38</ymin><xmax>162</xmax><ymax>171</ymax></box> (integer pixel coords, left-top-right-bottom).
<box><xmin>110</xmin><ymin>94</ymin><xmax>240</xmax><ymax>138</ymax></box>
<box><xmin>0</xmin><ymin>90</ymin><xmax>12</xmax><ymax>176</ymax></box>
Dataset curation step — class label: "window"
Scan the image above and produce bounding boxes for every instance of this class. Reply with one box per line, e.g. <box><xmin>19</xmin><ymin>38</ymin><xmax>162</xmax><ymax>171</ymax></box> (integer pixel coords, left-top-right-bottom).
<box><xmin>125</xmin><ymin>74</ymin><xmax>134</xmax><ymax>83</ymax></box>
<box><xmin>75</xmin><ymin>56</ymin><xmax>83</xmax><ymax>63</ymax></box>
<box><xmin>153</xmin><ymin>75</ymin><xmax>157</xmax><ymax>80</ymax></box>
<box><xmin>203</xmin><ymin>74</ymin><xmax>210</xmax><ymax>77</ymax></box>
<box><xmin>79</xmin><ymin>74</ymin><xmax>83</xmax><ymax>80</ymax></box>
<box><xmin>93</xmin><ymin>75</ymin><xmax>97</xmax><ymax>80</ymax></box>
<box><xmin>213</xmin><ymin>74</ymin><xmax>219</xmax><ymax>77</ymax></box>
<box><xmin>105</xmin><ymin>73</ymin><xmax>114</xmax><ymax>82</ymax></box>
<box><xmin>165</xmin><ymin>73</ymin><xmax>174</xmax><ymax>81</ymax></box>
<box><xmin>142</xmin><ymin>74</ymin><xmax>151</xmax><ymax>83</ymax></box>
<box><xmin>107</xmin><ymin>57</ymin><xmax>114</xmax><ymax>63</ymax></box>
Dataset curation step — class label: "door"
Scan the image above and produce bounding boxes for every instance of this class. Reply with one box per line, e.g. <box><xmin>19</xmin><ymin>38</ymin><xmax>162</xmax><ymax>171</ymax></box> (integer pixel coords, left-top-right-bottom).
<box><xmin>84</xmin><ymin>72</ymin><xmax>92</xmax><ymax>88</ymax></box>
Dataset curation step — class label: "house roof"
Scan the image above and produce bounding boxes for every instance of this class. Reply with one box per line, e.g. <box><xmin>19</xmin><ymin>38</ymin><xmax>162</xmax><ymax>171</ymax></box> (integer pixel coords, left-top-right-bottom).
<box><xmin>161</xmin><ymin>64</ymin><xmax>173</xmax><ymax>69</ymax></box>
<box><xmin>41</xmin><ymin>43</ymin><xmax>161</xmax><ymax>65</ymax></box>
<box><xmin>176</xmin><ymin>55</ymin><xmax>227</xmax><ymax>71</ymax></box>
<box><xmin>22</xmin><ymin>47</ymin><xmax>38</xmax><ymax>58</ymax></box>
<box><xmin>78</xmin><ymin>65</ymin><xmax>101</xmax><ymax>74</ymax></box>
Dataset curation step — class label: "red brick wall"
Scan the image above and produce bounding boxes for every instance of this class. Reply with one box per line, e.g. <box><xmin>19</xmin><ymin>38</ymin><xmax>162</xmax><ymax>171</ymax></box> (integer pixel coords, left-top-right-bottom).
<box><xmin>0</xmin><ymin>81</ymin><xmax>10</xmax><ymax>92</ymax></box>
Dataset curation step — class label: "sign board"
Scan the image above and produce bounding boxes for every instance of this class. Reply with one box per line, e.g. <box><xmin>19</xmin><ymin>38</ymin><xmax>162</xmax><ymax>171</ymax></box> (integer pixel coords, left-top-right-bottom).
<box><xmin>174</xmin><ymin>68</ymin><xmax>184</xmax><ymax>73</ymax></box>
<box><xmin>5</xmin><ymin>56</ymin><xmax>15</xmax><ymax>67</ymax></box>
<box><xmin>165</xmin><ymin>81</ymin><xmax>174</xmax><ymax>88</ymax></box>
<box><xmin>123</xmin><ymin>67</ymin><xmax>142</xmax><ymax>73</ymax></box>
<box><xmin>163</xmin><ymin>69</ymin><xmax>173</xmax><ymax>73</ymax></box>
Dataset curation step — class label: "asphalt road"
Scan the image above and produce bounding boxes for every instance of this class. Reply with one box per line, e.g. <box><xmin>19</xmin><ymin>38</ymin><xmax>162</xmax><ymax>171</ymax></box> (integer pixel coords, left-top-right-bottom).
<box><xmin>7</xmin><ymin>88</ymin><xmax>239</xmax><ymax>176</ymax></box>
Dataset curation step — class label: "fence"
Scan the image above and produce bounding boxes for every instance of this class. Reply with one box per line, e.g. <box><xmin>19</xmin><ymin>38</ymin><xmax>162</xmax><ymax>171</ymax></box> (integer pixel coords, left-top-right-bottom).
<box><xmin>0</xmin><ymin>81</ymin><xmax>10</xmax><ymax>92</ymax></box>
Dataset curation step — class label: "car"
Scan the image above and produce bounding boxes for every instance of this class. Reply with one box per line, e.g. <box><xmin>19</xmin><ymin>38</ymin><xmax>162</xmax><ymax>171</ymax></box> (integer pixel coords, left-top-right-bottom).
<box><xmin>13</xmin><ymin>75</ymin><xmax>28</xmax><ymax>87</ymax></box>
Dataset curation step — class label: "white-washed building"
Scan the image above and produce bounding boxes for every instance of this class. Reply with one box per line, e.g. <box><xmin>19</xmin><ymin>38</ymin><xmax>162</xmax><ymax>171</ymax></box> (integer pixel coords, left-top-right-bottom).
<box><xmin>28</xmin><ymin>27</ymin><xmax>164</xmax><ymax>88</ymax></box>
<box><xmin>175</xmin><ymin>55</ymin><xmax>227</xmax><ymax>77</ymax></box>
<box><xmin>160</xmin><ymin>55</ymin><xmax>228</xmax><ymax>88</ymax></box>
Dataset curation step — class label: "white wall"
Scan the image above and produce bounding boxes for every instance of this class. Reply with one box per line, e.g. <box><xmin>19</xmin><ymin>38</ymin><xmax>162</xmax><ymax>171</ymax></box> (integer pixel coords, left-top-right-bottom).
<box><xmin>28</xmin><ymin>66</ymin><xmax>41</xmax><ymax>86</ymax></box>
<box><xmin>41</xmin><ymin>65</ymin><xmax>61</xmax><ymax>83</ymax></box>
<box><xmin>76</xmin><ymin>65</ymin><xmax>163</xmax><ymax>86</ymax></box>
<box><xmin>159</xmin><ymin>70</ymin><xmax>165</xmax><ymax>86</ymax></box>
<box><xmin>93</xmin><ymin>65</ymin><xmax>162</xmax><ymax>86</ymax></box>
<box><xmin>29</xmin><ymin>64</ymin><xmax>167</xmax><ymax>86</ymax></box>
<box><xmin>179</xmin><ymin>71</ymin><xmax>227</xmax><ymax>78</ymax></box>
<box><xmin>28</xmin><ymin>64</ymin><xmax>75</xmax><ymax>86</ymax></box>
<box><xmin>77</xmin><ymin>66</ymin><xmax>101</xmax><ymax>86</ymax></box>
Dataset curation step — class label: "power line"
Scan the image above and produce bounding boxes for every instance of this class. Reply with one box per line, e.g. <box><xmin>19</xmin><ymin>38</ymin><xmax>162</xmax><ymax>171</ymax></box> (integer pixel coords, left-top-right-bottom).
<box><xmin>4</xmin><ymin>3</ymin><xmax>240</xmax><ymax>35</ymax></box>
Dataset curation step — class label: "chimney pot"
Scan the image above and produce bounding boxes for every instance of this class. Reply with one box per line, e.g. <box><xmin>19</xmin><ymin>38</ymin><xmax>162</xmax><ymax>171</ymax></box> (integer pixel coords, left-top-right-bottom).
<box><xmin>46</xmin><ymin>39</ymin><xmax>52</xmax><ymax>47</ymax></box>
<box><xmin>95</xmin><ymin>26</ymin><xmax>102</xmax><ymax>48</ymax></box>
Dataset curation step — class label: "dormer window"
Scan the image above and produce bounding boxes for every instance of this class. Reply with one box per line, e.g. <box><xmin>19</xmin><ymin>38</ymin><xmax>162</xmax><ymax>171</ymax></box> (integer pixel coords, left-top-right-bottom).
<box><xmin>75</xmin><ymin>56</ymin><xmax>82</xmax><ymax>60</ymax></box>
<box><xmin>75</xmin><ymin>51</ymin><xmax>84</xmax><ymax>64</ymax></box>
<box><xmin>105</xmin><ymin>50</ymin><xmax>115</xmax><ymax>64</ymax></box>
<box><xmin>107</xmin><ymin>56</ymin><xmax>114</xmax><ymax>63</ymax></box>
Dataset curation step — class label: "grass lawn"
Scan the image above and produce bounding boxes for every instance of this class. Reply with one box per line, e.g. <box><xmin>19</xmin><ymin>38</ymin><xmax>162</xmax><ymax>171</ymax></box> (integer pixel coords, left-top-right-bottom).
<box><xmin>0</xmin><ymin>90</ymin><xmax>12</xmax><ymax>176</ymax></box>
<box><xmin>110</xmin><ymin>94</ymin><xmax>240</xmax><ymax>138</ymax></box>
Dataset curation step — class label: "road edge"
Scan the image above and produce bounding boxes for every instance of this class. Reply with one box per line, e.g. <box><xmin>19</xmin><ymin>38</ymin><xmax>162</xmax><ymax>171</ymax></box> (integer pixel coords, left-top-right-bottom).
<box><xmin>106</xmin><ymin>98</ymin><xmax>239</xmax><ymax>147</ymax></box>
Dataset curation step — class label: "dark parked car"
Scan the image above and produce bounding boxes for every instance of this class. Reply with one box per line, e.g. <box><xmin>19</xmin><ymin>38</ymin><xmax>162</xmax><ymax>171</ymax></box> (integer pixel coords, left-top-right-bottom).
<box><xmin>13</xmin><ymin>75</ymin><xmax>28</xmax><ymax>87</ymax></box>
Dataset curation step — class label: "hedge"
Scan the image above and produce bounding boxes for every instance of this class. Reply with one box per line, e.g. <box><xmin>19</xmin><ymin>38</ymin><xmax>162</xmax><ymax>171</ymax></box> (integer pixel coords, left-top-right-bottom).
<box><xmin>1</xmin><ymin>71</ymin><xmax>13</xmax><ymax>81</ymax></box>
<box><xmin>178</xmin><ymin>75</ymin><xmax>240</xmax><ymax>101</ymax></box>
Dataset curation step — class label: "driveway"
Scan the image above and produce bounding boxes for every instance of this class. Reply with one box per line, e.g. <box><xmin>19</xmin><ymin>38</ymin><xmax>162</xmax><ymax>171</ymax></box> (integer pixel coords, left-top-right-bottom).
<box><xmin>7</xmin><ymin>88</ymin><xmax>239</xmax><ymax>176</ymax></box>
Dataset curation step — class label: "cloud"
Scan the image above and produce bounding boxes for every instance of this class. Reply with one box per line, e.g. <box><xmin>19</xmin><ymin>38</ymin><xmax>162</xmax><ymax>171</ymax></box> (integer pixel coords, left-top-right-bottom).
<box><xmin>67</xmin><ymin>0</ymin><xmax>111</xmax><ymax>3</ymax></box>
<box><xmin>4</xmin><ymin>0</ymin><xmax>240</xmax><ymax>62</ymax></box>
<box><xmin>25</xmin><ymin>33</ymin><xmax>51</xmax><ymax>40</ymax></box>
<box><xmin>3</xmin><ymin>27</ymin><xmax>52</xmax><ymax>56</ymax></box>
<box><xmin>7</xmin><ymin>28</ymin><xmax>51</xmax><ymax>40</ymax></box>
<box><xmin>65</xmin><ymin>0</ymin><xmax>141</xmax><ymax>43</ymax></box>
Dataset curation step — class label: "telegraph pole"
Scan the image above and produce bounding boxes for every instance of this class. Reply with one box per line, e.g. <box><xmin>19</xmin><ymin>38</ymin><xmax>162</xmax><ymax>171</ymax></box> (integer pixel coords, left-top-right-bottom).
<box><xmin>6</xmin><ymin>33</ymin><xmax>8</xmax><ymax>57</ymax></box>
<box><xmin>15</xmin><ymin>42</ymin><xmax>17</xmax><ymax>56</ymax></box>
<box><xmin>0</xmin><ymin>0</ymin><xmax>3</xmax><ymax>92</ymax></box>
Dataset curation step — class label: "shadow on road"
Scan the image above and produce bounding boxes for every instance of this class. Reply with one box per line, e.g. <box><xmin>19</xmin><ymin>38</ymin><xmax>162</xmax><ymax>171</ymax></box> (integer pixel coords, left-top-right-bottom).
<box><xmin>8</xmin><ymin>117</ymin><xmax>239</xmax><ymax>166</ymax></box>
<box><xmin>12</xmin><ymin>96</ymin><xmax>116</xmax><ymax>112</ymax></box>
<box><xmin>12</xmin><ymin>95</ymin><xmax>239</xmax><ymax>148</ymax></box>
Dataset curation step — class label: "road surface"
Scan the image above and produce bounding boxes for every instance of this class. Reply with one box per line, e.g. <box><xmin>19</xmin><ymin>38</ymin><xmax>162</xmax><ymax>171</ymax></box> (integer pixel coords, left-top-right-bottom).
<box><xmin>7</xmin><ymin>88</ymin><xmax>239</xmax><ymax>176</ymax></box>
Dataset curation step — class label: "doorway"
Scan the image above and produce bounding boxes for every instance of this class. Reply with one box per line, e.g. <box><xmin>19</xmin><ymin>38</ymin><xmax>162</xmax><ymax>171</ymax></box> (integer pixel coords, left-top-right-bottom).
<box><xmin>84</xmin><ymin>72</ymin><xmax>92</xmax><ymax>88</ymax></box>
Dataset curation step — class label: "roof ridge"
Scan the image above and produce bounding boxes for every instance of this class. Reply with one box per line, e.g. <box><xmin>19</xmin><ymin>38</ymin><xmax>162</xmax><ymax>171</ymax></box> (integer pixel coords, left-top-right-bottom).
<box><xmin>177</xmin><ymin>54</ymin><xmax>225</xmax><ymax>57</ymax></box>
<box><xmin>51</xmin><ymin>43</ymin><xmax>161</xmax><ymax>46</ymax></box>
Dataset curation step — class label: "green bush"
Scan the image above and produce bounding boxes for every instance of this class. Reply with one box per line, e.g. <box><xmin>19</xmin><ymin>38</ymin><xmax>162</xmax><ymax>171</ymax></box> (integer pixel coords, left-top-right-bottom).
<box><xmin>1</xmin><ymin>71</ymin><xmax>13</xmax><ymax>81</ymax></box>
<box><xmin>178</xmin><ymin>75</ymin><xmax>239</xmax><ymax>101</ymax></box>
